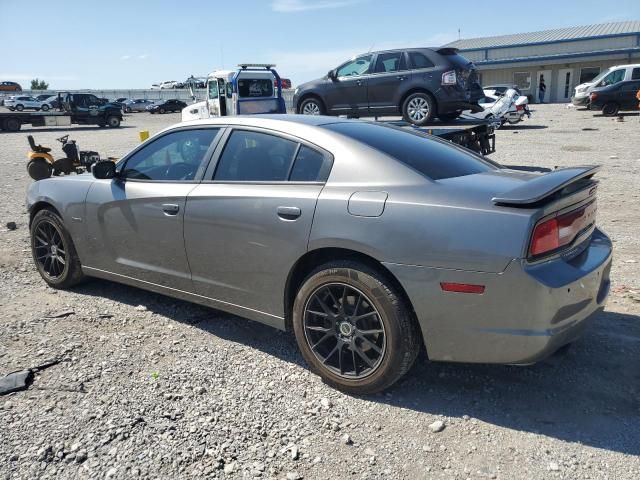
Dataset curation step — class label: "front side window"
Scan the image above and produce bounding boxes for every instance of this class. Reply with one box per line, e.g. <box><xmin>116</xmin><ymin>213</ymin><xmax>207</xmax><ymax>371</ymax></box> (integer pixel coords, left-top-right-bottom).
<box><xmin>337</xmin><ymin>55</ymin><xmax>372</xmax><ymax>77</ymax></box>
<box><xmin>408</xmin><ymin>52</ymin><xmax>435</xmax><ymax>69</ymax></box>
<box><xmin>601</xmin><ymin>69</ymin><xmax>625</xmax><ymax>86</ymax></box>
<box><xmin>122</xmin><ymin>128</ymin><xmax>219</xmax><ymax>181</ymax></box>
<box><xmin>374</xmin><ymin>52</ymin><xmax>406</xmax><ymax>73</ymax></box>
<box><xmin>208</xmin><ymin>81</ymin><xmax>219</xmax><ymax>99</ymax></box>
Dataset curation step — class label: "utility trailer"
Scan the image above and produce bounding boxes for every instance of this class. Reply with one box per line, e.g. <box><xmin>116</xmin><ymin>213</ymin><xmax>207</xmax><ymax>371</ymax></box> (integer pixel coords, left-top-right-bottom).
<box><xmin>381</xmin><ymin>118</ymin><xmax>497</xmax><ymax>155</ymax></box>
<box><xmin>0</xmin><ymin>93</ymin><xmax>123</xmax><ymax>132</ymax></box>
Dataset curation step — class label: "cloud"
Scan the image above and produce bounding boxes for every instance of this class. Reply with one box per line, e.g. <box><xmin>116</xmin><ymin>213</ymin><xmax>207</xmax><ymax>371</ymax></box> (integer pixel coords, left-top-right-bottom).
<box><xmin>271</xmin><ymin>0</ymin><xmax>363</xmax><ymax>12</ymax></box>
<box><xmin>121</xmin><ymin>55</ymin><xmax>131</xmax><ymax>60</ymax></box>
<box><xmin>138</xmin><ymin>54</ymin><xmax>149</xmax><ymax>60</ymax></box>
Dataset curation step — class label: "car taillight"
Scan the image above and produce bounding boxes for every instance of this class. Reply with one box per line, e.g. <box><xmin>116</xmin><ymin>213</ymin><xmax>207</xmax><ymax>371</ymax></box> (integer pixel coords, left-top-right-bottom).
<box><xmin>529</xmin><ymin>201</ymin><xmax>596</xmax><ymax>258</ymax></box>
<box><xmin>516</xmin><ymin>104</ymin><xmax>524</xmax><ymax>111</ymax></box>
<box><xmin>590</xmin><ymin>92</ymin><xmax>598</xmax><ymax>101</ymax></box>
<box><xmin>442</xmin><ymin>70</ymin><xmax>457</xmax><ymax>85</ymax></box>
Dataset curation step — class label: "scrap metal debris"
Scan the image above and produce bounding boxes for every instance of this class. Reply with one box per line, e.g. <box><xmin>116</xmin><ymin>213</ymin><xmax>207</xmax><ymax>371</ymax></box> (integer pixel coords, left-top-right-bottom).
<box><xmin>0</xmin><ymin>358</ymin><xmax>62</xmax><ymax>396</ymax></box>
<box><xmin>43</xmin><ymin>310</ymin><xmax>75</xmax><ymax>319</ymax></box>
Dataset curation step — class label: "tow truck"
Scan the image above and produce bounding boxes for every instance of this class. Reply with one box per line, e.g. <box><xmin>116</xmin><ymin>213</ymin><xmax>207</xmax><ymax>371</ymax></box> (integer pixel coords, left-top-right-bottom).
<box><xmin>182</xmin><ymin>64</ymin><xmax>286</xmax><ymax>121</ymax></box>
<box><xmin>0</xmin><ymin>93</ymin><xmax>123</xmax><ymax>132</ymax></box>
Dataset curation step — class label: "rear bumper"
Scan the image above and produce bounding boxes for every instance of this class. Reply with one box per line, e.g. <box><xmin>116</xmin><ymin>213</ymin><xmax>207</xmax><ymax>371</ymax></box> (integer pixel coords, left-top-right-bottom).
<box><xmin>384</xmin><ymin>228</ymin><xmax>612</xmax><ymax>364</ymax></box>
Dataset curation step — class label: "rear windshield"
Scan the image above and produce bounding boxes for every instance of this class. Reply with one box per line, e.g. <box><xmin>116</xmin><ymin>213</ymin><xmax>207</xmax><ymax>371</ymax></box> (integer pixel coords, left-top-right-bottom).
<box><xmin>237</xmin><ymin>78</ymin><xmax>273</xmax><ymax>98</ymax></box>
<box><xmin>322</xmin><ymin>122</ymin><xmax>495</xmax><ymax>180</ymax></box>
<box><xmin>437</xmin><ymin>49</ymin><xmax>473</xmax><ymax>69</ymax></box>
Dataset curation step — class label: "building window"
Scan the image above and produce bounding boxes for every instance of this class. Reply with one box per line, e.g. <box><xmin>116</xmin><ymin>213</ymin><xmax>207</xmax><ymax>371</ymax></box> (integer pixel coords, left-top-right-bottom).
<box><xmin>513</xmin><ymin>72</ymin><xmax>531</xmax><ymax>90</ymax></box>
<box><xmin>579</xmin><ymin>67</ymin><xmax>600</xmax><ymax>84</ymax></box>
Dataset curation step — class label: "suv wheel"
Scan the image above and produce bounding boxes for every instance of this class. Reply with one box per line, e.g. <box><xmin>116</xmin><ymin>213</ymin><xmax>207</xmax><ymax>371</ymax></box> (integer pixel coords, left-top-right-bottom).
<box><xmin>602</xmin><ymin>102</ymin><xmax>619</xmax><ymax>116</ymax></box>
<box><xmin>292</xmin><ymin>261</ymin><xmax>421</xmax><ymax>394</ymax></box>
<box><xmin>41</xmin><ymin>104</ymin><xmax>50</xmax><ymax>112</ymax></box>
<box><xmin>16</xmin><ymin>104</ymin><xmax>24</xmax><ymax>111</ymax></box>
<box><xmin>300</xmin><ymin>98</ymin><xmax>324</xmax><ymax>115</ymax></box>
<box><xmin>30</xmin><ymin>209</ymin><xmax>85</xmax><ymax>289</ymax></box>
<box><xmin>402</xmin><ymin>93</ymin><xmax>435</xmax><ymax>126</ymax></box>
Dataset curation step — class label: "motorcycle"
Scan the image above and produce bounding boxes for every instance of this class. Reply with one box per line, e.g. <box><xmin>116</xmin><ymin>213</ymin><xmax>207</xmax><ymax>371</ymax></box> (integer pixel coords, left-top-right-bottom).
<box><xmin>26</xmin><ymin>134</ymin><xmax>101</xmax><ymax>181</ymax></box>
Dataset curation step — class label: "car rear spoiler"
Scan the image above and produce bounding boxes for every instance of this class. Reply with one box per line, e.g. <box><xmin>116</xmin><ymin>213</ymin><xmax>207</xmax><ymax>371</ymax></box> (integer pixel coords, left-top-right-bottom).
<box><xmin>435</xmin><ymin>48</ymin><xmax>459</xmax><ymax>55</ymax></box>
<box><xmin>492</xmin><ymin>165</ymin><xmax>600</xmax><ymax>206</ymax></box>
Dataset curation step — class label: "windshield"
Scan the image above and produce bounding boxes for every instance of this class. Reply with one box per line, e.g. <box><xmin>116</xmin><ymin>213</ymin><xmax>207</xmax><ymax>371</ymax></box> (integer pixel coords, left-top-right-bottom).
<box><xmin>322</xmin><ymin>122</ymin><xmax>495</xmax><ymax>180</ymax></box>
<box><xmin>588</xmin><ymin>69</ymin><xmax>609</xmax><ymax>85</ymax></box>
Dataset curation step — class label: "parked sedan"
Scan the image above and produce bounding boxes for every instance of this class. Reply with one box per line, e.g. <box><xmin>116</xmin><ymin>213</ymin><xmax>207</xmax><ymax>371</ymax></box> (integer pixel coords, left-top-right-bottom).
<box><xmin>4</xmin><ymin>95</ymin><xmax>50</xmax><ymax>111</ymax></box>
<box><xmin>26</xmin><ymin>115</ymin><xmax>612</xmax><ymax>394</ymax></box>
<box><xmin>123</xmin><ymin>98</ymin><xmax>156</xmax><ymax>113</ymax></box>
<box><xmin>147</xmin><ymin>99</ymin><xmax>186</xmax><ymax>113</ymax></box>
<box><xmin>589</xmin><ymin>79</ymin><xmax>640</xmax><ymax>116</ymax></box>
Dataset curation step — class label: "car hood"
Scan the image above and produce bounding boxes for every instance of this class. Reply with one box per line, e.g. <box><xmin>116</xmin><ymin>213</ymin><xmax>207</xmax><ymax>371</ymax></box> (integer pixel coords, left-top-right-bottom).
<box><xmin>296</xmin><ymin>76</ymin><xmax>330</xmax><ymax>93</ymax></box>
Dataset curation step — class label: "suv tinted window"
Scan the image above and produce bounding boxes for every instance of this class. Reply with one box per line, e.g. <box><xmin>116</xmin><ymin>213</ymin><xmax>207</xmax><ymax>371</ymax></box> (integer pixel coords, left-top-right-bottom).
<box><xmin>408</xmin><ymin>52</ymin><xmax>434</xmax><ymax>69</ymax></box>
<box><xmin>123</xmin><ymin>128</ymin><xmax>219</xmax><ymax>181</ymax></box>
<box><xmin>632</xmin><ymin>68</ymin><xmax>640</xmax><ymax>80</ymax></box>
<box><xmin>374</xmin><ymin>52</ymin><xmax>406</xmax><ymax>73</ymax></box>
<box><xmin>601</xmin><ymin>69</ymin><xmax>625</xmax><ymax>86</ymax></box>
<box><xmin>322</xmin><ymin>122</ymin><xmax>495</xmax><ymax>180</ymax></box>
<box><xmin>214</xmin><ymin>130</ymin><xmax>297</xmax><ymax>181</ymax></box>
<box><xmin>337</xmin><ymin>55</ymin><xmax>372</xmax><ymax>77</ymax></box>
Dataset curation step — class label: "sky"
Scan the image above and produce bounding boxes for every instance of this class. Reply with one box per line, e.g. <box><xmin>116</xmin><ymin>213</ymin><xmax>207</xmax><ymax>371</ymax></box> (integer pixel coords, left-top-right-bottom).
<box><xmin>1</xmin><ymin>0</ymin><xmax>639</xmax><ymax>89</ymax></box>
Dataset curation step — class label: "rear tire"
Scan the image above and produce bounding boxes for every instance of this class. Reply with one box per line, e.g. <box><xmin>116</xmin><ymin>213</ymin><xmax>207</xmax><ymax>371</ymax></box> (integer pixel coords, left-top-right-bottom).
<box><xmin>602</xmin><ymin>102</ymin><xmax>619</xmax><ymax>116</ymax></box>
<box><xmin>30</xmin><ymin>209</ymin><xmax>85</xmax><ymax>289</ymax></box>
<box><xmin>27</xmin><ymin>158</ymin><xmax>53</xmax><ymax>180</ymax></box>
<box><xmin>292</xmin><ymin>260</ymin><xmax>421</xmax><ymax>394</ymax></box>
<box><xmin>159</xmin><ymin>108</ymin><xmax>166</xmax><ymax>114</ymax></box>
<box><xmin>41</xmin><ymin>104</ymin><xmax>50</xmax><ymax>112</ymax></box>
<box><xmin>5</xmin><ymin>118</ymin><xmax>21</xmax><ymax>132</ymax></box>
<box><xmin>16</xmin><ymin>104</ymin><xmax>24</xmax><ymax>111</ymax></box>
<box><xmin>402</xmin><ymin>92</ymin><xmax>435</xmax><ymax>126</ymax></box>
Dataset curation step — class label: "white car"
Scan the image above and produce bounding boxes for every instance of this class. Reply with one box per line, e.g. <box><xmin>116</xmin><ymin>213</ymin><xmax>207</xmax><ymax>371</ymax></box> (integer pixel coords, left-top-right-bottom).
<box><xmin>4</xmin><ymin>95</ymin><xmax>50</xmax><ymax>111</ymax></box>
<box><xmin>159</xmin><ymin>81</ymin><xmax>178</xmax><ymax>89</ymax></box>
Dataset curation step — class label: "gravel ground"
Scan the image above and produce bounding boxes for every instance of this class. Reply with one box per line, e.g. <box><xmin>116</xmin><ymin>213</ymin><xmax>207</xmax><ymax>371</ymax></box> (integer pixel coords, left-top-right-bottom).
<box><xmin>1</xmin><ymin>106</ymin><xmax>639</xmax><ymax>480</ymax></box>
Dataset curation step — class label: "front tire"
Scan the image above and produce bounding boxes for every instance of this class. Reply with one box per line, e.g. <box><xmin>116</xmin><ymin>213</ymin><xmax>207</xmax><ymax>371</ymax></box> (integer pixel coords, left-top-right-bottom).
<box><xmin>402</xmin><ymin>92</ymin><xmax>435</xmax><ymax>126</ymax></box>
<box><xmin>299</xmin><ymin>97</ymin><xmax>324</xmax><ymax>115</ymax></box>
<box><xmin>30</xmin><ymin>209</ymin><xmax>85</xmax><ymax>289</ymax></box>
<box><xmin>159</xmin><ymin>108</ymin><xmax>166</xmax><ymax>114</ymax></box>
<box><xmin>16</xmin><ymin>104</ymin><xmax>24</xmax><ymax>111</ymax></box>
<box><xmin>106</xmin><ymin>115</ymin><xmax>120</xmax><ymax>127</ymax></box>
<box><xmin>41</xmin><ymin>104</ymin><xmax>50</xmax><ymax>112</ymax></box>
<box><xmin>602</xmin><ymin>102</ymin><xmax>619</xmax><ymax>116</ymax></box>
<box><xmin>292</xmin><ymin>261</ymin><xmax>421</xmax><ymax>394</ymax></box>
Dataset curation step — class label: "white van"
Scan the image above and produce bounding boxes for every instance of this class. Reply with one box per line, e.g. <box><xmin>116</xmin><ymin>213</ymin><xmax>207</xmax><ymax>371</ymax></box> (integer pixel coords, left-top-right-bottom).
<box><xmin>572</xmin><ymin>64</ymin><xmax>640</xmax><ymax>106</ymax></box>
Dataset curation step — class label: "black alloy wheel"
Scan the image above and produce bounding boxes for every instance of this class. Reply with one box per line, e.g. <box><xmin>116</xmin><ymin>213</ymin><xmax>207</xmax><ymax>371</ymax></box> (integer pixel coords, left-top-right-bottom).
<box><xmin>303</xmin><ymin>283</ymin><xmax>386</xmax><ymax>378</ymax></box>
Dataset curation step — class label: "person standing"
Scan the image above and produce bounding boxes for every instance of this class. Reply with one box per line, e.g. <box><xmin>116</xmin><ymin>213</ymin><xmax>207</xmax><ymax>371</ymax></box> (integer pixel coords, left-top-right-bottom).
<box><xmin>538</xmin><ymin>74</ymin><xmax>547</xmax><ymax>103</ymax></box>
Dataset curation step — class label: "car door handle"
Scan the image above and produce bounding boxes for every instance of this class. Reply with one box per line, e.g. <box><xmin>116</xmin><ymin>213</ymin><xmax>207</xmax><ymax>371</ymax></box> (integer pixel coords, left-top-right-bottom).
<box><xmin>162</xmin><ymin>204</ymin><xmax>180</xmax><ymax>215</ymax></box>
<box><xmin>277</xmin><ymin>206</ymin><xmax>301</xmax><ymax>220</ymax></box>
<box><xmin>396</xmin><ymin>76</ymin><xmax>406</xmax><ymax>81</ymax></box>
<box><xmin>356</xmin><ymin>80</ymin><xmax>363</xmax><ymax>86</ymax></box>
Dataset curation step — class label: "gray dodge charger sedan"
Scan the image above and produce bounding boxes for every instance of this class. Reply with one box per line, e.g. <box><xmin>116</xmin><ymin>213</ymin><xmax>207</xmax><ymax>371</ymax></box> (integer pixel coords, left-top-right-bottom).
<box><xmin>27</xmin><ymin>115</ymin><xmax>612</xmax><ymax>394</ymax></box>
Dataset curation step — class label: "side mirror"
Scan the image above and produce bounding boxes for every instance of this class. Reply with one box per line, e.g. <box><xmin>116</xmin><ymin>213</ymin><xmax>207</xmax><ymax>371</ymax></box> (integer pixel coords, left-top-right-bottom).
<box><xmin>328</xmin><ymin>69</ymin><xmax>337</xmax><ymax>80</ymax></box>
<box><xmin>92</xmin><ymin>160</ymin><xmax>117</xmax><ymax>179</ymax></box>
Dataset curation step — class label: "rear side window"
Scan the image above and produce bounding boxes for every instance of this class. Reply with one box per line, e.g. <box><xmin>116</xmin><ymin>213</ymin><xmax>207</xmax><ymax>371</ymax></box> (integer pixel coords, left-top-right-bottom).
<box><xmin>632</xmin><ymin>68</ymin><xmax>640</xmax><ymax>80</ymax></box>
<box><xmin>214</xmin><ymin>130</ymin><xmax>297</xmax><ymax>181</ymax></box>
<box><xmin>408</xmin><ymin>52</ymin><xmax>434</xmax><ymax>69</ymax></box>
<box><xmin>436</xmin><ymin>49</ymin><xmax>473</xmax><ymax>69</ymax></box>
<box><xmin>322</xmin><ymin>122</ymin><xmax>495</xmax><ymax>180</ymax></box>
<box><xmin>374</xmin><ymin>52</ymin><xmax>407</xmax><ymax>73</ymax></box>
<box><xmin>290</xmin><ymin>146</ymin><xmax>326</xmax><ymax>182</ymax></box>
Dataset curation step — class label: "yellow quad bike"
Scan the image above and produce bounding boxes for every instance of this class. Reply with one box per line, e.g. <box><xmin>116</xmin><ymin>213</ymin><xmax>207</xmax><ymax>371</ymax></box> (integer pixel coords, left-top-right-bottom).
<box><xmin>27</xmin><ymin>134</ymin><xmax>101</xmax><ymax>181</ymax></box>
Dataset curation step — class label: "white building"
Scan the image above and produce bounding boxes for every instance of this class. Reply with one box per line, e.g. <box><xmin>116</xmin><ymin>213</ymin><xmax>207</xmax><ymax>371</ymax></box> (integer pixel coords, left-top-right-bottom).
<box><xmin>445</xmin><ymin>21</ymin><xmax>640</xmax><ymax>103</ymax></box>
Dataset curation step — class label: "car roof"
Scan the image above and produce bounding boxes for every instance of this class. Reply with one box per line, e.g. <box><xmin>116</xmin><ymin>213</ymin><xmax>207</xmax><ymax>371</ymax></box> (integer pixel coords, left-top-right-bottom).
<box><xmin>180</xmin><ymin>114</ymin><xmax>353</xmax><ymax>129</ymax></box>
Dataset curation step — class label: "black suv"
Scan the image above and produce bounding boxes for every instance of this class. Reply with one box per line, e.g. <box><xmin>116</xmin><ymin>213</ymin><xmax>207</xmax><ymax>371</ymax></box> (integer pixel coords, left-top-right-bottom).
<box><xmin>293</xmin><ymin>48</ymin><xmax>483</xmax><ymax>125</ymax></box>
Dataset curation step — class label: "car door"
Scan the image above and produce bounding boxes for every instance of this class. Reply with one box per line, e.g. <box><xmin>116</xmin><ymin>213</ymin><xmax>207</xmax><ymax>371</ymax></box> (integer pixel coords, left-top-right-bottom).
<box><xmin>619</xmin><ymin>81</ymin><xmax>640</xmax><ymax>110</ymax></box>
<box><xmin>324</xmin><ymin>55</ymin><xmax>372</xmax><ymax>115</ymax></box>
<box><xmin>184</xmin><ymin>127</ymin><xmax>332</xmax><ymax>322</ymax></box>
<box><xmin>367</xmin><ymin>51</ymin><xmax>410</xmax><ymax>114</ymax></box>
<box><xmin>83</xmin><ymin>127</ymin><xmax>222</xmax><ymax>291</ymax></box>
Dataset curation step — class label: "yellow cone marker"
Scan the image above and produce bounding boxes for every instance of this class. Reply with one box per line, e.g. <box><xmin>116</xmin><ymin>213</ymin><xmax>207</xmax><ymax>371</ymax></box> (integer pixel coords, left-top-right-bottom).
<box><xmin>139</xmin><ymin>130</ymin><xmax>149</xmax><ymax>142</ymax></box>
